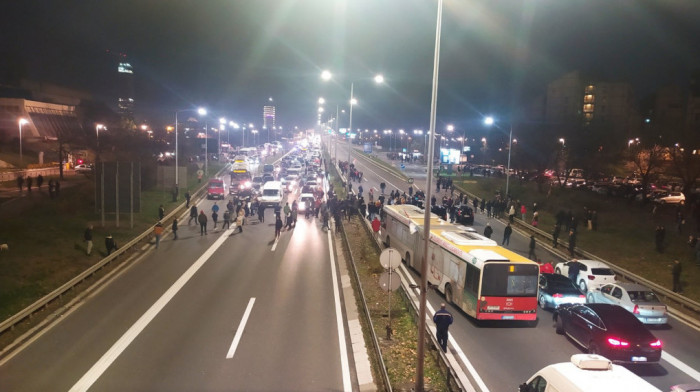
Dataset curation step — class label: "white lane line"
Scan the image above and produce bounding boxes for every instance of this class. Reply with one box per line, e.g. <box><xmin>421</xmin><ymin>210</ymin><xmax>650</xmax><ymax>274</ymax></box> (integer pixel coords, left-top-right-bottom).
<box><xmin>663</xmin><ymin>351</ymin><xmax>700</xmax><ymax>382</ymax></box>
<box><xmin>327</xmin><ymin>228</ymin><xmax>352</xmax><ymax>392</ymax></box>
<box><xmin>226</xmin><ymin>298</ymin><xmax>256</xmax><ymax>359</ymax></box>
<box><xmin>271</xmin><ymin>237</ymin><xmax>279</xmax><ymax>252</ymax></box>
<box><xmin>69</xmin><ymin>228</ymin><xmax>234</xmax><ymax>392</ymax></box>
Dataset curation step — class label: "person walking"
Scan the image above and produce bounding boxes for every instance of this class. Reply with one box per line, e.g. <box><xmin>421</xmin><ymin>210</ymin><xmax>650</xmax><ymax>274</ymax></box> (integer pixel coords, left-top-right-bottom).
<box><xmin>568</xmin><ymin>230</ymin><xmax>577</xmax><ymax>257</ymax></box>
<box><xmin>158</xmin><ymin>204</ymin><xmax>165</xmax><ymax>220</ymax></box>
<box><xmin>154</xmin><ymin>222</ymin><xmax>164</xmax><ymax>249</ymax></box>
<box><xmin>84</xmin><ymin>225</ymin><xmax>93</xmax><ymax>255</ymax></box>
<box><xmin>258</xmin><ymin>203</ymin><xmax>265</xmax><ymax>223</ymax></box>
<box><xmin>222</xmin><ymin>210</ymin><xmax>231</xmax><ymax>230</ymax></box>
<box><xmin>236</xmin><ymin>208</ymin><xmax>245</xmax><ymax>233</ymax></box>
<box><xmin>37</xmin><ymin>174</ymin><xmax>44</xmax><ymax>189</ymax></box>
<box><xmin>17</xmin><ymin>175</ymin><xmax>24</xmax><ymax>192</ymax></box>
<box><xmin>502</xmin><ymin>223</ymin><xmax>513</xmax><ymax>246</ymax></box>
<box><xmin>528</xmin><ymin>235</ymin><xmax>537</xmax><ymax>260</ymax></box>
<box><xmin>185</xmin><ymin>191</ymin><xmax>191</xmax><ymax>208</ymax></box>
<box><xmin>433</xmin><ymin>303</ymin><xmax>453</xmax><ymax>353</ymax></box>
<box><xmin>105</xmin><ymin>234</ymin><xmax>117</xmax><ymax>255</ymax></box>
<box><xmin>672</xmin><ymin>259</ymin><xmax>682</xmax><ymax>293</ymax></box>
<box><xmin>212</xmin><ymin>209</ymin><xmax>219</xmax><ymax>229</ymax></box>
<box><xmin>283</xmin><ymin>202</ymin><xmax>291</xmax><ymax>228</ymax></box>
<box><xmin>172</xmin><ymin>218</ymin><xmax>179</xmax><ymax>240</ymax></box>
<box><xmin>189</xmin><ymin>205</ymin><xmax>198</xmax><ymax>225</ymax></box>
<box><xmin>275</xmin><ymin>215</ymin><xmax>283</xmax><ymax>239</ymax></box>
<box><xmin>520</xmin><ymin>204</ymin><xmax>527</xmax><ymax>221</ymax></box>
<box><xmin>371</xmin><ymin>216</ymin><xmax>381</xmax><ymax>240</ymax></box>
<box><xmin>198</xmin><ymin>210</ymin><xmax>208</xmax><ymax>236</ymax></box>
<box><xmin>483</xmin><ymin>223</ymin><xmax>493</xmax><ymax>239</ymax></box>
<box><xmin>26</xmin><ymin>176</ymin><xmax>33</xmax><ymax>192</ymax></box>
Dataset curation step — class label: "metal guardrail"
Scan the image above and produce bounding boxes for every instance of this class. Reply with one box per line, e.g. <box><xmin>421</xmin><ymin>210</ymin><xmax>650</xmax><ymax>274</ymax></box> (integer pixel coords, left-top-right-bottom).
<box><xmin>0</xmin><ymin>167</ymin><xmax>69</xmax><ymax>182</ymax></box>
<box><xmin>0</xmin><ymin>165</ymin><xmax>227</xmax><ymax>336</ymax></box>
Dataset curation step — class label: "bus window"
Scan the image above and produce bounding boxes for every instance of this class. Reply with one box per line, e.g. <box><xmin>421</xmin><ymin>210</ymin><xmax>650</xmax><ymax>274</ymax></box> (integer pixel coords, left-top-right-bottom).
<box><xmin>481</xmin><ymin>264</ymin><xmax>538</xmax><ymax>297</ymax></box>
<box><xmin>464</xmin><ymin>264</ymin><xmax>479</xmax><ymax>296</ymax></box>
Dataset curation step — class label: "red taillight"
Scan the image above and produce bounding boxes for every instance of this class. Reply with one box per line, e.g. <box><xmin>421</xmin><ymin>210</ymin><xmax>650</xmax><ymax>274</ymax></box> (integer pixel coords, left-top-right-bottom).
<box><xmin>553</xmin><ymin>293</ymin><xmax>563</xmax><ymax>298</ymax></box>
<box><xmin>588</xmin><ymin>275</ymin><xmax>595</xmax><ymax>280</ymax></box>
<box><xmin>633</xmin><ymin>305</ymin><xmax>640</xmax><ymax>314</ymax></box>
<box><xmin>650</xmin><ymin>339</ymin><xmax>662</xmax><ymax>348</ymax></box>
<box><xmin>579</xmin><ymin>295</ymin><xmax>586</xmax><ymax>298</ymax></box>
<box><xmin>607</xmin><ymin>337</ymin><xmax>630</xmax><ymax>347</ymax></box>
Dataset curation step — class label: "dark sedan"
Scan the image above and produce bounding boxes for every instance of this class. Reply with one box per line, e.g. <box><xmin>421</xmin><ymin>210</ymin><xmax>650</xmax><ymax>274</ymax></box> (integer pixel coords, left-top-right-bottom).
<box><xmin>537</xmin><ymin>273</ymin><xmax>586</xmax><ymax>310</ymax></box>
<box><xmin>455</xmin><ymin>205</ymin><xmax>474</xmax><ymax>225</ymax></box>
<box><xmin>553</xmin><ymin>303</ymin><xmax>662</xmax><ymax>364</ymax></box>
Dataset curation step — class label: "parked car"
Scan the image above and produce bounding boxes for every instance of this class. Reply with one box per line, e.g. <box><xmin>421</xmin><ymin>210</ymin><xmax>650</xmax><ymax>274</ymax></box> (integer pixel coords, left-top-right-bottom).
<box><xmin>553</xmin><ymin>303</ymin><xmax>663</xmax><ymax>364</ymax></box>
<box><xmin>586</xmin><ymin>283</ymin><xmax>668</xmax><ymax>325</ymax></box>
<box><xmin>554</xmin><ymin>259</ymin><xmax>616</xmax><ymax>292</ymax></box>
<box><xmin>75</xmin><ymin>163</ymin><xmax>94</xmax><ymax>173</ymax></box>
<box><xmin>656</xmin><ymin>191</ymin><xmax>685</xmax><ymax>205</ymax></box>
<box><xmin>538</xmin><ymin>273</ymin><xmax>586</xmax><ymax>310</ymax></box>
<box><xmin>454</xmin><ymin>205</ymin><xmax>474</xmax><ymax>225</ymax></box>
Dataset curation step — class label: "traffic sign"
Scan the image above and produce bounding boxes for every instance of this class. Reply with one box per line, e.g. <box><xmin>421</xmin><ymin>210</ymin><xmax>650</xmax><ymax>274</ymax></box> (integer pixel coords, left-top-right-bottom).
<box><xmin>379</xmin><ymin>272</ymin><xmax>401</xmax><ymax>292</ymax></box>
<box><xmin>407</xmin><ymin>177</ymin><xmax>414</xmax><ymax>184</ymax></box>
<box><xmin>380</xmin><ymin>248</ymin><xmax>402</xmax><ymax>270</ymax></box>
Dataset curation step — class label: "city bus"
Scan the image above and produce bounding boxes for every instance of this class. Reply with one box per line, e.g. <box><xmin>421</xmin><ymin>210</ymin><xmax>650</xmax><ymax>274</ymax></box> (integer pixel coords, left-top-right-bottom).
<box><xmin>381</xmin><ymin>204</ymin><xmax>539</xmax><ymax>321</ymax></box>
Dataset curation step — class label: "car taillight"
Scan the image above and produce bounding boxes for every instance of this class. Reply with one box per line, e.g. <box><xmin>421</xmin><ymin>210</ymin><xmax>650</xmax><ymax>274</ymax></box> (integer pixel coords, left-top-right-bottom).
<box><xmin>552</xmin><ymin>293</ymin><xmax>563</xmax><ymax>298</ymax></box>
<box><xmin>633</xmin><ymin>305</ymin><xmax>640</xmax><ymax>314</ymax></box>
<box><xmin>588</xmin><ymin>275</ymin><xmax>595</xmax><ymax>280</ymax></box>
<box><xmin>607</xmin><ymin>337</ymin><xmax>629</xmax><ymax>347</ymax></box>
<box><xmin>578</xmin><ymin>295</ymin><xmax>586</xmax><ymax>298</ymax></box>
<box><xmin>650</xmin><ymin>340</ymin><xmax>662</xmax><ymax>348</ymax></box>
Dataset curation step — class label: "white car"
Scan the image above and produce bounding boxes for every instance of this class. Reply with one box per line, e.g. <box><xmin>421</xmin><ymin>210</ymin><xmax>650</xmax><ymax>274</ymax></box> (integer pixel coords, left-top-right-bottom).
<box><xmin>586</xmin><ymin>283</ymin><xmax>668</xmax><ymax>325</ymax></box>
<box><xmin>656</xmin><ymin>191</ymin><xmax>685</xmax><ymax>205</ymax></box>
<box><xmin>298</xmin><ymin>193</ymin><xmax>316</xmax><ymax>212</ymax></box>
<box><xmin>554</xmin><ymin>259</ymin><xmax>616</xmax><ymax>292</ymax></box>
<box><xmin>75</xmin><ymin>164</ymin><xmax>94</xmax><ymax>173</ymax></box>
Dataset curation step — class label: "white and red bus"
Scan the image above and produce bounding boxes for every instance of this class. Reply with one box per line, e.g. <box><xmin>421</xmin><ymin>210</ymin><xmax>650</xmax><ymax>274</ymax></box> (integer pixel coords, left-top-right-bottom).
<box><xmin>381</xmin><ymin>204</ymin><xmax>539</xmax><ymax>322</ymax></box>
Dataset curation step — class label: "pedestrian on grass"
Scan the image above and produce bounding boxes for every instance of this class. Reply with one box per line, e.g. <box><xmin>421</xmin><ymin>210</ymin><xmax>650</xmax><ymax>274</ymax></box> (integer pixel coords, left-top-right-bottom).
<box><xmin>189</xmin><ymin>205</ymin><xmax>198</xmax><ymax>225</ymax></box>
<box><xmin>84</xmin><ymin>225</ymin><xmax>93</xmax><ymax>255</ymax></box>
<box><xmin>105</xmin><ymin>234</ymin><xmax>117</xmax><ymax>255</ymax></box>
<box><xmin>655</xmin><ymin>225</ymin><xmax>665</xmax><ymax>253</ymax></box>
<box><xmin>433</xmin><ymin>303</ymin><xmax>453</xmax><ymax>353</ymax></box>
<box><xmin>198</xmin><ymin>210</ymin><xmax>208</xmax><ymax>236</ymax></box>
<box><xmin>502</xmin><ymin>223</ymin><xmax>513</xmax><ymax>246</ymax></box>
<box><xmin>154</xmin><ymin>222</ymin><xmax>164</xmax><ymax>248</ymax></box>
<box><xmin>158</xmin><ymin>204</ymin><xmax>165</xmax><ymax>220</ymax></box>
<box><xmin>672</xmin><ymin>259</ymin><xmax>683</xmax><ymax>293</ymax></box>
<box><xmin>172</xmin><ymin>218</ymin><xmax>178</xmax><ymax>240</ymax></box>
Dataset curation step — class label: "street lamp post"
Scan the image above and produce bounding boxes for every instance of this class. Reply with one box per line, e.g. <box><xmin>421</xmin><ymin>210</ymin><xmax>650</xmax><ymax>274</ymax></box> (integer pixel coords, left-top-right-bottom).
<box><xmin>95</xmin><ymin>123</ymin><xmax>105</xmax><ymax>161</ymax></box>
<box><xmin>505</xmin><ymin>125</ymin><xmax>513</xmax><ymax>198</ymax></box>
<box><xmin>18</xmin><ymin>118</ymin><xmax>29</xmax><ymax>163</ymax></box>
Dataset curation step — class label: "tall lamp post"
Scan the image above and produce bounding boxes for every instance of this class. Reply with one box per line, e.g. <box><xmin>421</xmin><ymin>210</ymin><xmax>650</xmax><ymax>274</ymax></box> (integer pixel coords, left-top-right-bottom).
<box><xmin>18</xmin><ymin>118</ymin><xmax>29</xmax><ymax>163</ymax></box>
<box><xmin>95</xmin><ymin>123</ymin><xmax>105</xmax><ymax>161</ymax></box>
<box><xmin>175</xmin><ymin>107</ymin><xmax>206</xmax><ymax>187</ymax></box>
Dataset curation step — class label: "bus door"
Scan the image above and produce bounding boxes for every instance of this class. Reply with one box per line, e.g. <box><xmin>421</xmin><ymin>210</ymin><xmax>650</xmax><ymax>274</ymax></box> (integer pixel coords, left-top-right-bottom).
<box><xmin>427</xmin><ymin>242</ymin><xmax>444</xmax><ymax>287</ymax></box>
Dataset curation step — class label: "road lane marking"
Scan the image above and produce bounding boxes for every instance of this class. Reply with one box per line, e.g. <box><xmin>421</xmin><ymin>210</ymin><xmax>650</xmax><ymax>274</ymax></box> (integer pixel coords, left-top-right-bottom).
<box><xmin>663</xmin><ymin>351</ymin><xmax>700</xmax><ymax>382</ymax></box>
<box><xmin>271</xmin><ymin>237</ymin><xmax>279</xmax><ymax>251</ymax></box>
<box><xmin>69</xmin><ymin>228</ymin><xmax>234</xmax><ymax>392</ymax></box>
<box><xmin>226</xmin><ymin>298</ymin><xmax>256</xmax><ymax>359</ymax></box>
<box><xmin>327</xmin><ymin>228</ymin><xmax>352</xmax><ymax>392</ymax></box>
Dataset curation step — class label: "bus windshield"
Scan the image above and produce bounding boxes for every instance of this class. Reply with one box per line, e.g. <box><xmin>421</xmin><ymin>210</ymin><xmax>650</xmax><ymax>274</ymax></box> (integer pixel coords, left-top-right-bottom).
<box><xmin>481</xmin><ymin>263</ymin><xmax>538</xmax><ymax>297</ymax></box>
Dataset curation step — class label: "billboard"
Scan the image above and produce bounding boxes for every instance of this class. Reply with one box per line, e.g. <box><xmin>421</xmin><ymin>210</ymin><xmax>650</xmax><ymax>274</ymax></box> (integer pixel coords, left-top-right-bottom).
<box><xmin>440</xmin><ymin>148</ymin><xmax>461</xmax><ymax>164</ymax></box>
<box><xmin>95</xmin><ymin>162</ymin><xmax>142</xmax><ymax>213</ymax></box>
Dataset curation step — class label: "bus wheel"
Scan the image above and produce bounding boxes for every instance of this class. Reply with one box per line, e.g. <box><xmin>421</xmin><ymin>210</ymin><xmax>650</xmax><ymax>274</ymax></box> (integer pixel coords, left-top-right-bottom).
<box><xmin>445</xmin><ymin>284</ymin><xmax>454</xmax><ymax>304</ymax></box>
<box><xmin>538</xmin><ymin>294</ymin><xmax>547</xmax><ymax>310</ymax></box>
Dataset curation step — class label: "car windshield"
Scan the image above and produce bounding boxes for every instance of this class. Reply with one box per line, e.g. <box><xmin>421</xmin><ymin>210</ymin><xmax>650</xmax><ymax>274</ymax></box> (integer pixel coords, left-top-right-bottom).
<box><xmin>628</xmin><ymin>290</ymin><xmax>662</xmax><ymax>303</ymax></box>
<box><xmin>263</xmin><ymin>189</ymin><xmax>279</xmax><ymax>196</ymax></box>
<box><xmin>591</xmin><ymin>268</ymin><xmax>615</xmax><ymax>276</ymax></box>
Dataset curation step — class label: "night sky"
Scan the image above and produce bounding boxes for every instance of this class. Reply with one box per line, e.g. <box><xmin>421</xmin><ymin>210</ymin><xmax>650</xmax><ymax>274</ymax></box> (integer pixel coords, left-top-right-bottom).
<box><xmin>2</xmin><ymin>0</ymin><xmax>700</xmax><ymax>131</ymax></box>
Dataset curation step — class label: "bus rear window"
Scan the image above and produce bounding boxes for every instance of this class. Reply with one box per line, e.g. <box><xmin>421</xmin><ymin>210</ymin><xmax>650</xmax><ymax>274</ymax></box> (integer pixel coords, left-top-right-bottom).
<box><xmin>481</xmin><ymin>264</ymin><xmax>538</xmax><ymax>297</ymax></box>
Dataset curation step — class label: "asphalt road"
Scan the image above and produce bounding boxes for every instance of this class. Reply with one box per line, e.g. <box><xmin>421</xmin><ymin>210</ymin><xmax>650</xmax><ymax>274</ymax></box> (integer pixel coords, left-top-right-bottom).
<box><xmin>0</xmin><ymin>165</ymin><xmax>352</xmax><ymax>391</ymax></box>
<box><xmin>338</xmin><ymin>140</ymin><xmax>700</xmax><ymax>391</ymax></box>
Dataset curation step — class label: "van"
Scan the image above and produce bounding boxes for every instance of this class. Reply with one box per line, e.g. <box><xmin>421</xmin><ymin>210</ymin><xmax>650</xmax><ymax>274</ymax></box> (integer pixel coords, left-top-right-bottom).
<box><xmin>519</xmin><ymin>354</ymin><xmax>660</xmax><ymax>392</ymax></box>
<box><xmin>260</xmin><ymin>181</ymin><xmax>283</xmax><ymax>207</ymax></box>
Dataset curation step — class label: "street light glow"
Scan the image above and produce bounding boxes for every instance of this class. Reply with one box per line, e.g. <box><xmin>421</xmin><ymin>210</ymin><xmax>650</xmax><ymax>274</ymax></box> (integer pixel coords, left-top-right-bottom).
<box><xmin>197</xmin><ymin>107</ymin><xmax>207</xmax><ymax>116</ymax></box>
<box><xmin>446</xmin><ymin>124</ymin><xmax>454</xmax><ymax>132</ymax></box>
<box><xmin>318</xmin><ymin>97</ymin><xmax>325</xmax><ymax>105</ymax></box>
<box><xmin>374</xmin><ymin>74</ymin><xmax>384</xmax><ymax>84</ymax></box>
<box><xmin>321</xmin><ymin>70</ymin><xmax>332</xmax><ymax>81</ymax></box>
<box><xmin>219</xmin><ymin>117</ymin><xmax>226</xmax><ymax>124</ymax></box>
<box><xmin>350</xmin><ymin>98</ymin><xmax>357</xmax><ymax>106</ymax></box>
<box><xmin>484</xmin><ymin>116</ymin><xmax>494</xmax><ymax>126</ymax></box>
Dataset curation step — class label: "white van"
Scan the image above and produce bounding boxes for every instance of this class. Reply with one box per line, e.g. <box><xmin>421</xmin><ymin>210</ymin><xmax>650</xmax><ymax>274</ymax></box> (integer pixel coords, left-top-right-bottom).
<box><xmin>519</xmin><ymin>354</ymin><xmax>660</xmax><ymax>392</ymax></box>
<box><xmin>260</xmin><ymin>181</ymin><xmax>283</xmax><ymax>207</ymax></box>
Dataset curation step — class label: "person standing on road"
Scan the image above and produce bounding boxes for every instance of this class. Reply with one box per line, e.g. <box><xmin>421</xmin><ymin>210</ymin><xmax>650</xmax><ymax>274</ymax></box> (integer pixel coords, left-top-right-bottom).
<box><xmin>502</xmin><ymin>223</ymin><xmax>513</xmax><ymax>246</ymax></box>
<box><xmin>212</xmin><ymin>209</ymin><xmax>219</xmax><ymax>229</ymax></box>
<box><xmin>672</xmin><ymin>259</ymin><xmax>683</xmax><ymax>293</ymax></box>
<box><xmin>172</xmin><ymin>218</ymin><xmax>179</xmax><ymax>240</ymax></box>
<box><xmin>433</xmin><ymin>303</ymin><xmax>453</xmax><ymax>353</ymax></box>
<box><xmin>568</xmin><ymin>230</ymin><xmax>577</xmax><ymax>257</ymax></box>
<box><xmin>37</xmin><ymin>174</ymin><xmax>44</xmax><ymax>189</ymax></box>
<box><xmin>484</xmin><ymin>223</ymin><xmax>493</xmax><ymax>239</ymax></box>
<box><xmin>258</xmin><ymin>203</ymin><xmax>265</xmax><ymax>223</ymax></box>
<box><xmin>236</xmin><ymin>208</ymin><xmax>245</xmax><ymax>233</ymax></box>
<box><xmin>198</xmin><ymin>210</ymin><xmax>208</xmax><ymax>236</ymax></box>
<box><xmin>528</xmin><ymin>235</ymin><xmax>537</xmax><ymax>260</ymax></box>
<box><xmin>222</xmin><ymin>210</ymin><xmax>231</xmax><ymax>230</ymax></box>
<box><xmin>84</xmin><ymin>225</ymin><xmax>93</xmax><ymax>255</ymax></box>
<box><xmin>189</xmin><ymin>205</ymin><xmax>198</xmax><ymax>225</ymax></box>
<box><xmin>16</xmin><ymin>175</ymin><xmax>24</xmax><ymax>192</ymax></box>
<box><xmin>26</xmin><ymin>176</ymin><xmax>33</xmax><ymax>192</ymax></box>
<box><xmin>154</xmin><ymin>222</ymin><xmax>164</xmax><ymax>249</ymax></box>
<box><xmin>275</xmin><ymin>215</ymin><xmax>283</xmax><ymax>239</ymax></box>
<box><xmin>185</xmin><ymin>191</ymin><xmax>191</xmax><ymax>208</ymax></box>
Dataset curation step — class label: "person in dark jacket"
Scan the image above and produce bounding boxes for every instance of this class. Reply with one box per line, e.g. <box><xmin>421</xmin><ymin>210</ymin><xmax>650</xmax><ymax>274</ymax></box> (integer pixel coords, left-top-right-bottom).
<box><xmin>672</xmin><ymin>259</ymin><xmax>682</xmax><ymax>293</ymax></box>
<box><xmin>483</xmin><ymin>223</ymin><xmax>493</xmax><ymax>238</ymax></box>
<box><xmin>158</xmin><ymin>204</ymin><xmax>165</xmax><ymax>220</ymax></box>
<box><xmin>105</xmin><ymin>234</ymin><xmax>117</xmax><ymax>255</ymax></box>
<box><xmin>84</xmin><ymin>225</ymin><xmax>93</xmax><ymax>255</ymax></box>
<box><xmin>198</xmin><ymin>210</ymin><xmax>208</xmax><ymax>236</ymax></box>
<box><xmin>172</xmin><ymin>219</ymin><xmax>178</xmax><ymax>240</ymax></box>
<box><xmin>275</xmin><ymin>216</ymin><xmax>283</xmax><ymax>239</ymax></box>
<box><xmin>528</xmin><ymin>235</ymin><xmax>537</xmax><ymax>260</ymax></box>
<box><xmin>567</xmin><ymin>259</ymin><xmax>583</xmax><ymax>284</ymax></box>
<box><xmin>433</xmin><ymin>303</ymin><xmax>453</xmax><ymax>353</ymax></box>
<box><xmin>568</xmin><ymin>230</ymin><xmax>577</xmax><ymax>257</ymax></box>
<box><xmin>189</xmin><ymin>205</ymin><xmax>198</xmax><ymax>225</ymax></box>
<box><xmin>502</xmin><ymin>223</ymin><xmax>513</xmax><ymax>246</ymax></box>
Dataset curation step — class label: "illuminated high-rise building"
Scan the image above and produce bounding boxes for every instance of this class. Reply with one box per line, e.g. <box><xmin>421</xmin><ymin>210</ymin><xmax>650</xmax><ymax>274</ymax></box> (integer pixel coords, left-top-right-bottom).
<box><xmin>263</xmin><ymin>105</ymin><xmax>275</xmax><ymax>129</ymax></box>
<box><xmin>117</xmin><ymin>60</ymin><xmax>135</xmax><ymax>122</ymax></box>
